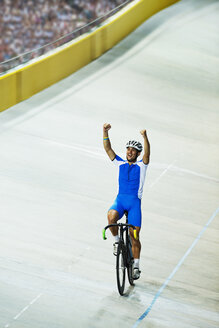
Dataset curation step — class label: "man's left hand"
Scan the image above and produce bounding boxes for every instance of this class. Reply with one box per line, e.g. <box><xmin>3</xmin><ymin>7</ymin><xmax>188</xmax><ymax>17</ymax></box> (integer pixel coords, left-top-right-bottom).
<box><xmin>140</xmin><ymin>130</ymin><xmax>147</xmax><ymax>137</ymax></box>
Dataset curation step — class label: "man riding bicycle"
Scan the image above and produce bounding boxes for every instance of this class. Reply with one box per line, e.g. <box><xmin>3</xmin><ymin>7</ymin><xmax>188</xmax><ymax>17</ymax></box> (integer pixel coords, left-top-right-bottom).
<box><xmin>103</xmin><ymin>123</ymin><xmax>150</xmax><ymax>280</ymax></box>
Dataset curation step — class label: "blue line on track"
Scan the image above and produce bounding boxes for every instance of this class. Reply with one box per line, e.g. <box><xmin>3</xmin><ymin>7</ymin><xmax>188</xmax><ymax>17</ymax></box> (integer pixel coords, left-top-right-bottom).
<box><xmin>132</xmin><ymin>206</ymin><xmax>219</xmax><ymax>328</ymax></box>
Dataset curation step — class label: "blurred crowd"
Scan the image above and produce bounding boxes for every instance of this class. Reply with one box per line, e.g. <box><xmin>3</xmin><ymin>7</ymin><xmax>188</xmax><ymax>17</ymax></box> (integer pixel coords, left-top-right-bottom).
<box><xmin>0</xmin><ymin>0</ymin><xmax>131</xmax><ymax>73</ymax></box>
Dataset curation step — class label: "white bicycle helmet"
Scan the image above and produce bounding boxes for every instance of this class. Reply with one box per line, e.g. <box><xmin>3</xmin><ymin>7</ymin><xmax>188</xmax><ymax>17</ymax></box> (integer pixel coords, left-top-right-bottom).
<box><xmin>126</xmin><ymin>140</ymin><xmax>143</xmax><ymax>152</ymax></box>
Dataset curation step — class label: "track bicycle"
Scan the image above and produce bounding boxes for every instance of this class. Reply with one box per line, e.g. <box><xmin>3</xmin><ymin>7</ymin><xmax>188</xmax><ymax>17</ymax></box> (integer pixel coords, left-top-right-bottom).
<box><xmin>102</xmin><ymin>212</ymin><xmax>137</xmax><ymax>295</ymax></box>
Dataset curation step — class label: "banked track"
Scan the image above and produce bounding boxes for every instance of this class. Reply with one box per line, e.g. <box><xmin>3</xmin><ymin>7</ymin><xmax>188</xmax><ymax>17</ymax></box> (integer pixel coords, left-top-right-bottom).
<box><xmin>0</xmin><ymin>0</ymin><xmax>218</xmax><ymax>327</ymax></box>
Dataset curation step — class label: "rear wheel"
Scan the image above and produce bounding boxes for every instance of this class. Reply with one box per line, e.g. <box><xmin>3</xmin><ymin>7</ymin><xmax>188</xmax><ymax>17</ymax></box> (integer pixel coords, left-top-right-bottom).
<box><xmin>127</xmin><ymin>261</ymin><xmax>134</xmax><ymax>285</ymax></box>
<box><xmin>127</xmin><ymin>236</ymin><xmax>134</xmax><ymax>286</ymax></box>
<box><xmin>116</xmin><ymin>242</ymin><xmax>126</xmax><ymax>295</ymax></box>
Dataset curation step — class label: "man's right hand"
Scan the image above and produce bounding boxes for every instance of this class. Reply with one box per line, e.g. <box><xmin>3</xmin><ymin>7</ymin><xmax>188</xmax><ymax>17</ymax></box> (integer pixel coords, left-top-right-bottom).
<box><xmin>103</xmin><ymin>123</ymin><xmax>111</xmax><ymax>132</ymax></box>
<box><xmin>103</xmin><ymin>123</ymin><xmax>116</xmax><ymax>161</ymax></box>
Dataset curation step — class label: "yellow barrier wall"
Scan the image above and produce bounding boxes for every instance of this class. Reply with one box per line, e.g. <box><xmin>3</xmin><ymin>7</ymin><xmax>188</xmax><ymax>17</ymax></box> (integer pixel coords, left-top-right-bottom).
<box><xmin>0</xmin><ymin>72</ymin><xmax>17</xmax><ymax>110</ymax></box>
<box><xmin>0</xmin><ymin>0</ymin><xmax>178</xmax><ymax>112</ymax></box>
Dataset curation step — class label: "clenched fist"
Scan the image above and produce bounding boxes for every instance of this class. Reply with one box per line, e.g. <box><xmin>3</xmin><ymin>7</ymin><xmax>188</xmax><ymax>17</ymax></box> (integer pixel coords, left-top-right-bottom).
<box><xmin>140</xmin><ymin>130</ymin><xmax>147</xmax><ymax>137</ymax></box>
<box><xmin>103</xmin><ymin>123</ymin><xmax>111</xmax><ymax>132</ymax></box>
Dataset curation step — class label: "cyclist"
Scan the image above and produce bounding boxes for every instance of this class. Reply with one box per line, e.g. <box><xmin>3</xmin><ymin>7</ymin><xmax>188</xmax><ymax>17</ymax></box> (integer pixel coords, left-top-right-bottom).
<box><xmin>103</xmin><ymin>123</ymin><xmax>150</xmax><ymax>280</ymax></box>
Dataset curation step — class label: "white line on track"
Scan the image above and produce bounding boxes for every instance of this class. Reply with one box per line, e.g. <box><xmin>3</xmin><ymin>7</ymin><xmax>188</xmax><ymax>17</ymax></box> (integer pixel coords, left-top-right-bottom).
<box><xmin>149</xmin><ymin>160</ymin><xmax>177</xmax><ymax>188</ymax></box>
<box><xmin>4</xmin><ymin>293</ymin><xmax>42</xmax><ymax>328</ymax></box>
<box><xmin>7</xmin><ymin>130</ymin><xmax>219</xmax><ymax>184</ymax></box>
<box><xmin>171</xmin><ymin>166</ymin><xmax>219</xmax><ymax>183</ymax></box>
<box><xmin>8</xmin><ymin>130</ymin><xmax>219</xmax><ymax>184</ymax></box>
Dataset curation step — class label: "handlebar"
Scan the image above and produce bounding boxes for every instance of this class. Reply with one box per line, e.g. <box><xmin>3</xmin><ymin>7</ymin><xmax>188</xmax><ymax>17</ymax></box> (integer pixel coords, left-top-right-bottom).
<box><xmin>102</xmin><ymin>223</ymin><xmax>138</xmax><ymax>240</ymax></box>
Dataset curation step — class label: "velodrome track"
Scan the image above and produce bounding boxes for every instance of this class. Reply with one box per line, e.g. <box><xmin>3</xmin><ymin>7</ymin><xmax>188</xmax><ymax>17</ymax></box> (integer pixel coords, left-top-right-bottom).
<box><xmin>0</xmin><ymin>0</ymin><xmax>219</xmax><ymax>327</ymax></box>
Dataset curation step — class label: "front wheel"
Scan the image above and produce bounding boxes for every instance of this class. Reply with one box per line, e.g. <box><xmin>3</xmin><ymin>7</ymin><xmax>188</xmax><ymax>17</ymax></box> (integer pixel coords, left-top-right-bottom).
<box><xmin>116</xmin><ymin>242</ymin><xmax>126</xmax><ymax>295</ymax></box>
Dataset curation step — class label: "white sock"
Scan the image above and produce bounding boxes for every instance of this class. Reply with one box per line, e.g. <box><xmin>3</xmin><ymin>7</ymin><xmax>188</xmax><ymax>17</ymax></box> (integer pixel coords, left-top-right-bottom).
<box><xmin>134</xmin><ymin>259</ymin><xmax>140</xmax><ymax>269</ymax></box>
<box><xmin>114</xmin><ymin>235</ymin><xmax>119</xmax><ymax>243</ymax></box>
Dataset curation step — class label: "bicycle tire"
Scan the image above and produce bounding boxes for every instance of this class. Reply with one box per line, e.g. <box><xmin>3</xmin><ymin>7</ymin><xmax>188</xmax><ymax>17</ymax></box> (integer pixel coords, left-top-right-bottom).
<box><xmin>127</xmin><ymin>236</ymin><xmax>134</xmax><ymax>286</ymax></box>
<box><xmin>127</xmin><ymin>262</ymin><xmax>134</xmax><ymax>285</ymax></box>
<box><xmin>116</xmin><ymin>242</ymin><xmax>126</xmax><ymax>295</ymax></box>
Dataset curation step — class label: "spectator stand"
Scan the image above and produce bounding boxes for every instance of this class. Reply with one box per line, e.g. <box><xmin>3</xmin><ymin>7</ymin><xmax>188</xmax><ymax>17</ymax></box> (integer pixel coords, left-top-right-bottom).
<box><xmin>0</xmin><ymin>0</ymin><xmax>133</xmax><ymax>74</ymax></box>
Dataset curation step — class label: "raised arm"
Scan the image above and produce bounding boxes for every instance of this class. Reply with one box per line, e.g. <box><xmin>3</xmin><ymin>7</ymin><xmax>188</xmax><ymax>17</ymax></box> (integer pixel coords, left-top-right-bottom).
<box><xmin>103</xmin><ymin>123</ymin><xmax>116</xmax><ymax>161</ymax></box>
<box><xmin>140</xmin><ymin>130</ymin><xmax>150</xmax><ymax>164</ymax></box>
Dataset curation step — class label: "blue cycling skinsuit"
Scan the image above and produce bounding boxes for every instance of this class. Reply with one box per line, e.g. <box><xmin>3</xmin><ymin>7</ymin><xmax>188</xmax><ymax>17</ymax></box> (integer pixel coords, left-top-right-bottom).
<box><xmin>109</xmin><ymin>155</ymin><xmax>148</xmax><ymax>227</ymax></box>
